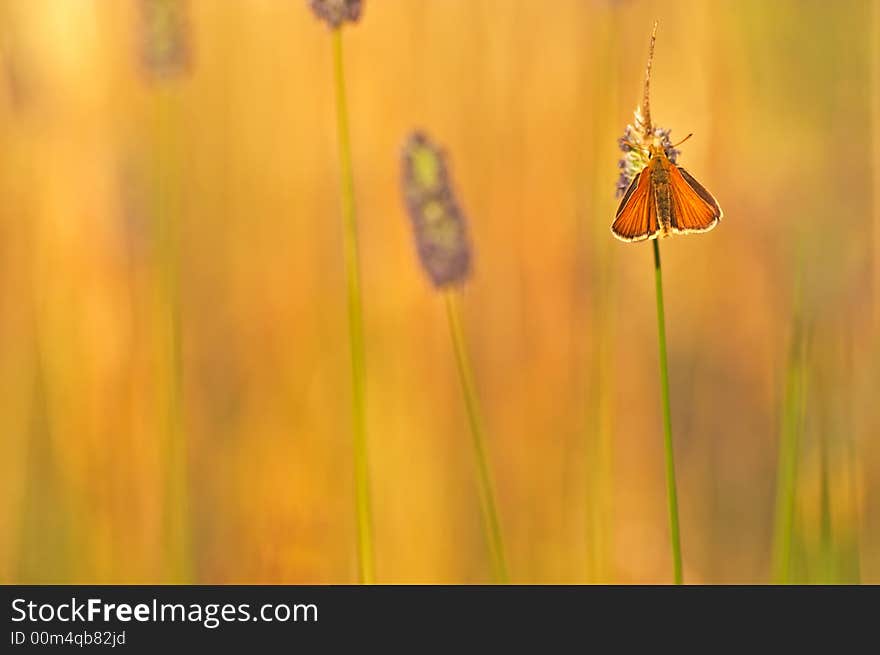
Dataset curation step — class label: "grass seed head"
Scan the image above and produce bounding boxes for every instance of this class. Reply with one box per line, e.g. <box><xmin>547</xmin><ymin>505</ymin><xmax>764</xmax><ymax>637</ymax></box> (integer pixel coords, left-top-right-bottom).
<box><xmin>614</xmin><ymin>22</ymin><xmax>681</xmax><ymax>197</ymax></box>
<box><xmin>401</xmin><ymin>132</ymin><xmax>472</xmax><ymax>289</ymax></box>
<box><xmin>615</xmin><ymin>123</ymin><xmax>680</xmax><ymax>197</ymax></box>
<box><xmin>138</xmin><ymin>0</ymin><xmax>191</xmax><ymax>80</ymax></box>
<box><xmin>308</xmin><ymin>0</ymin><xmax>363</xmax><ymax>30</ymax></box>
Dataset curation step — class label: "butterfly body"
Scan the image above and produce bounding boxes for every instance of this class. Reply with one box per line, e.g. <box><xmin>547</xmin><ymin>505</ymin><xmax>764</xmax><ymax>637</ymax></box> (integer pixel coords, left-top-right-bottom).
<box><xmin>612</xmin><ymin>143</ymin><xmax>723</xmax><ymax>243</ymax></box>
<box><xmin>648</xmin><ymin>154</ymin><xmax>674</xmax><ymax>237</ymax></box>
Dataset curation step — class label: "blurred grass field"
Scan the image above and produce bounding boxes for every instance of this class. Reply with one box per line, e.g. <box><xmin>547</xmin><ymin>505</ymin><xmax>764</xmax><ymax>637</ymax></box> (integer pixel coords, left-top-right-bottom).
<box><xmin>0</xmin><ymin>0</ymin><xmax>877</xmax><ymax>584</ymax></box>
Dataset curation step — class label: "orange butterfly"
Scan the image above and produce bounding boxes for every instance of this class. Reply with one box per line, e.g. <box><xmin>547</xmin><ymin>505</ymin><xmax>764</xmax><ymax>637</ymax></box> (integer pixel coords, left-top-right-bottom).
<box><xmin>612</xmin><ymin>135</ymin><xmax>723</xmax><ymax>242</ymax></box>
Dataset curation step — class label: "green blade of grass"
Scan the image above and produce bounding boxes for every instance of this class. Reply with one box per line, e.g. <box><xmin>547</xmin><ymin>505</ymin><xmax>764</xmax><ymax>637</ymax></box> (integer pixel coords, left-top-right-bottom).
<box><xmin>332</xmin><ymin>28</ymin><xmax>375</xmax><ymax>584</ymax></box>
<box><xmin>819</xmin><ymin>427</ymin><xmax>833</xmax><ymax>583</ymax></box>
<box><xmin>445</xmin><ymin>291</ymin><xmax>509</xmax><ymax>583</ymax></box>
<box><xmin>153</xmin><ymin>84</ymin><xmax>192</xmax><ymax>583</ymax></box>
<box><xmin>652</xmin><ymin>239</ymin><xmax>683</xmax><ymax>585</ymax></box>
<box><xmin>772</xmin><ymin>323</ymin><xmax>807</xmax><ymax>583</ymax></box>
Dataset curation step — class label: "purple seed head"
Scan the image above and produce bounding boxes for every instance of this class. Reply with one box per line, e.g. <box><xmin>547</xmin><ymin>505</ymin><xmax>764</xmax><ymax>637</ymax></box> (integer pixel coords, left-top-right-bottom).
<box><xmin>401</xmin><ymin>132</ymin><xmax>472</xmax><ymax>289</ymax></box>
<box><xmin>138</xmin><ymin>0</ymin><xmax>192</xmax><ymax>80</ymax></box>
<box><xmin>308</xmin><ymin>0</ymin><xmax>363</xmax><ymax>30</ymax></box>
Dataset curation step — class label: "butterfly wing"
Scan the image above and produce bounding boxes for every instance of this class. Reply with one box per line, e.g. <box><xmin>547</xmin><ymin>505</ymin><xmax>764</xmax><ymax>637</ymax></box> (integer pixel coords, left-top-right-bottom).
<box><xmin>611</xmin><ymin>169</ymin><xmax>660</xmax><ymax>242</ymax></box>
<box><xmin>668</xmin><ymin>166</ymin><xmax>722</xmax><ymax>234</ymax></box>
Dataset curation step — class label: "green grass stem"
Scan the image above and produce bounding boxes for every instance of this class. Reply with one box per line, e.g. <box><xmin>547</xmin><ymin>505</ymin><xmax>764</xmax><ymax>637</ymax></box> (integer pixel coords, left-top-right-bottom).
<box><xmin>772</xmin><ymin>326</ymin><xmax>807</xmax><ymax>583</ymax></box>
<box><xmin>445</xmin><ymin>291</ymin><xmax>509</xmax><ymax>583</ymax></box>
<box><xmin>652</xmin><ymin>239</ymin><xmax>683</xmax><ymax>585</ymax></box>
<box><xmin>819</xmin><ymin>428</ymin><xmax>832</xmax><ymax>582</ymax></box>
<box><xmin>332</xmin><ymin>29</ymin><xmax>375</xmax><ymax>584</ymax></box>
<box><xmin>153</xmin><ymin>84</ymin><xmax>191</xmax><ymax>583</ymax></box>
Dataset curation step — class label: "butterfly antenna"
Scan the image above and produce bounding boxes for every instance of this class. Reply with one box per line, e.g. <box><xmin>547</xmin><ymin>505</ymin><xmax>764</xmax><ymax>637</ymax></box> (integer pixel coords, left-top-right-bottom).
<box><xmin>642</xmin><ymin>21</ymin><xmax>658</xmax><ymax>134</ymax></box>
<box><xmin>670</xmin><ymin>133</ymin><xmax>693</xmax><ymax>149</ymax></box>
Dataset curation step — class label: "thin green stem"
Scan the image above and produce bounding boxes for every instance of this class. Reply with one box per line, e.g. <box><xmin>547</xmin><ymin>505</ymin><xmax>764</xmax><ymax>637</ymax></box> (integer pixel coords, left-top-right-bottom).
<box><xmin>332</xmin><ymin>29</ymin><xmax>374</xmax><ymax>584</ymax></box>
<box><xmin>845</xmin><ymin>427</ymin><xmax>862</xmax><ymax>583</ymax></box>
<box><xmin>154</xmin><ymin>84</ymin><xmax>191</xmax><ymax>583</ymax></box>
<box><xmin>652</xmin><ymin>240</ymin><xmax>683</xmax><ymax>585</ymax></box>
<box><xmin>819</xmin><ymin>428</ymin><xmax>832</xmax><ymax>583</ymax></box>
<box><xmin>772</xmin><ymin>322</ymin><xmax>806</xmax><ymax>583</ymax></box>
<box><xmin>445</xmin><ymin>292</ymin><xmax>509</xmax><ymax>584</ymax></box>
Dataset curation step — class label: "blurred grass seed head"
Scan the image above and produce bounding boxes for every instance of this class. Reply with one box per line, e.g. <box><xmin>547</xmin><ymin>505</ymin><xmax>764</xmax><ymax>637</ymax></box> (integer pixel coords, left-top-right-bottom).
<box><xmin>401</xmin><ymin>132</ymin><xmax>472</xmax><ymax>289</ymax></box>
<box><xmin>308</xmin><ymin>0</ymin><xmax>363</xmax><ymax>29</ymax></box>
<box><xmin>138</xmin><ymin>0</ymin><xmax>192</xmax><ymax>79</ymax></box>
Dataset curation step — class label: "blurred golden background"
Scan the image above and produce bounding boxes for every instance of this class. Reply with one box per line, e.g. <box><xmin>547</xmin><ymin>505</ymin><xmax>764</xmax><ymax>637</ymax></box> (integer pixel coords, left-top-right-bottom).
<box><xmin>0</xmin><ymin>0</ymin><xmax>877</xmax><ymax>584</ymax></box>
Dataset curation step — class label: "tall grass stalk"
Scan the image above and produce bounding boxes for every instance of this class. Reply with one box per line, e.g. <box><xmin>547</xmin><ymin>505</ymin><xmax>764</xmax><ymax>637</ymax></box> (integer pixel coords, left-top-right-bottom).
<box><xmin>152</xmin><ymin>85</ymin><xmax>191</xmax><ymax>583</ymax></box>
<box><xmin>331</xmin><ymin>29</ymin><xmax>375</xmax><ymax>584</ymax></box>
<box><xmin>845</xmin><ymin>421</ymin><xmax>862</xmax><ymax>583</ymax></box>
<box><xmin>772</xmin><ymin>322</ymin><xmax>807</xmax><ymax>583</ymax></box>
<box><xmin>652</xmin><ymin>240</ymin><xmax>683</xmax><ymax>584</ymax></box>
<box><xmin>445</xmin><ymin>292</ymin><xmax>509</xmax><ymax>583</ymax></box>
<box><xmin>819</xmin><ymin>427</ymin><xmax>832</xmax><ymax>582</ymax></box>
